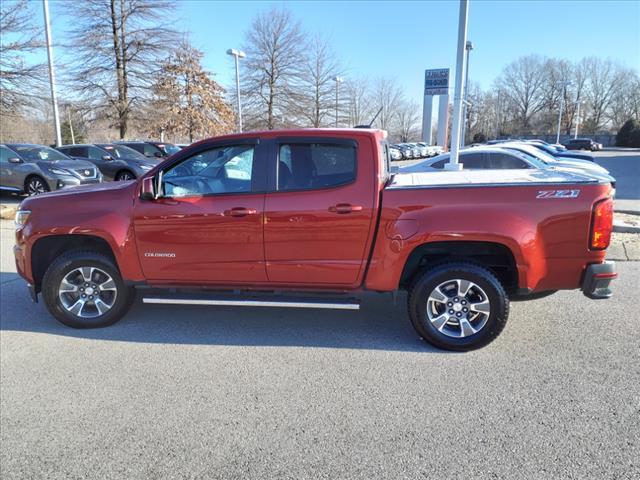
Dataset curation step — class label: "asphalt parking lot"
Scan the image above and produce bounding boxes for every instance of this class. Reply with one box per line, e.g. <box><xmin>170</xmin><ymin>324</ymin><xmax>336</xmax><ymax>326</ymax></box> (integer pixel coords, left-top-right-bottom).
<box><xmin>1</xmin><ymin>219</ymin><xmax>639</xmax><ymax>477</ymax></box>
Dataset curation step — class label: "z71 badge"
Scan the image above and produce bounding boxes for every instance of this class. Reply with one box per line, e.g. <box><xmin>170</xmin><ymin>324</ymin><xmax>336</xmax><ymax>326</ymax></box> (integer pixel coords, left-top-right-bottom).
<box><xmin>536</xmin><ymin>189</ymin><xmax>580</xmax><ymax>199</ymax></box>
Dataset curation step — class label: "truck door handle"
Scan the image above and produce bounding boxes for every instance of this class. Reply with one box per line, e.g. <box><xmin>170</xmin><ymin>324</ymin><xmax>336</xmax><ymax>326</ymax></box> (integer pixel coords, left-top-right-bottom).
<box><xmin>328</xmin><ymin>203</ymin><xmax>363</xmax><ymax>214</ymax></box>
<box><xmin>225</xmin><ymin>207</ymin><xmax>257</xmax><ymax>217</ymax></box>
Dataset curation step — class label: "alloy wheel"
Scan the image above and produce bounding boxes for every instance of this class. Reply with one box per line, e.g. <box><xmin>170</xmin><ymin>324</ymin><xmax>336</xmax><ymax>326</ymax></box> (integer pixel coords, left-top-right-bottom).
<box><xmin>27</xmin><ymin>178</ymin><xmax>48</xmax><ymax>196</ymax></box>
<box><xmin>426</xmin><ymin>279</ymin><xmax>491</xmax><ymax>338</ymax></box>
<box><xmin>58</xmin><ymin>267</ymin><xmax>118</xmax><ymax>318</ymax></box>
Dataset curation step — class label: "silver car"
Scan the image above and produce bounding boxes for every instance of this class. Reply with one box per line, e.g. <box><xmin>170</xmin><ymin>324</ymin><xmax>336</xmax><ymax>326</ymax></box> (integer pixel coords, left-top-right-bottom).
<box><xmin>399</xmin><ymin>146</ymin><xmax>616</xmax><ymax>186</ymax></box>
<box><xmin>1</xmin><ymin>144</ymin><xmax>102</xmax><ymax>196</ymax></box>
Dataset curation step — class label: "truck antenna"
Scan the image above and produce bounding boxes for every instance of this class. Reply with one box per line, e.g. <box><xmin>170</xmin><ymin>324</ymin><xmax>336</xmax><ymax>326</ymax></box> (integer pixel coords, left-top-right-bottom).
<box><xmin>355</xmin><ymin>106</ymin><xmax>384</xmax><ymax>129</ymax></box>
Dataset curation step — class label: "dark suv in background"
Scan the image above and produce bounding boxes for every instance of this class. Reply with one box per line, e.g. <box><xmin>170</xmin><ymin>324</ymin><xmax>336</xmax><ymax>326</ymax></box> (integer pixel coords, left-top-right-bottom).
<box><xmin>116</xmin><ymin>141</ymin><xmax>181</xmax><ymax>159</ymax></box>
<box><xmin>56</xmin><ymin>144</ymin><xmax>158</xmax><ymax>181</ymax></box>
<box><xmin>1</xmin><ymin>144</ymin><xmax>101</xmax><ymax>195</ymax></box>
<box><xmin>563</xmin><ymin>138</ymin><xmax>601</xmax><ymax>151</ymax></box>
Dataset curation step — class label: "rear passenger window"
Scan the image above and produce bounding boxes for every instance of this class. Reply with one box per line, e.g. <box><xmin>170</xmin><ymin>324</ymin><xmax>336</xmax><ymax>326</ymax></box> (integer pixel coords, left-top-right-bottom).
<box><xmin>431</xmin><ymin>159</ymin><xmax>447</xmax><ymax>169</ymax></box>
<box><xmin>460</xmin><ymin>153</ymin><xmax>486</xmax><ymax>169</ymax></box>
<box><xmin>277</xmin><ymin>143</ymin><xmax>356</xmax><ymax>191</ymax></box>
<box><xmin>487</xmin><ymin>153</ymin><xmax>529</xmax><ymax>169</ymax></box>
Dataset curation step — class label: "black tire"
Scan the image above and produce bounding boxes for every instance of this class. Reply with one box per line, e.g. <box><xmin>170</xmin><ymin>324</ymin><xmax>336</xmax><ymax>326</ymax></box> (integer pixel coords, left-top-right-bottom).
<box><xmin>116</xmin><ymin>170</ymin><xmax>136</xmax><ymax>181</ymax></box>
<box><xmin>25</xmin><ymin>175</ymin><xmax>50</xmax><ymax>196</ymax></box>
<box><xmin>41</xmin><ymin>250</ymin><xmax>135</xmax><ymax>328</ymax></box>
<box><xmin>408</xmin><ymin>262</ymin><xmax>509</xmax><ymax>351</ymax></box>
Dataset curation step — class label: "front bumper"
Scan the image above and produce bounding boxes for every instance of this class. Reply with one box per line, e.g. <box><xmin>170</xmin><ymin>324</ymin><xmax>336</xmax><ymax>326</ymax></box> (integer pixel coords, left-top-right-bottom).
<box><xmin>581</xmin><ymin>261</ymin><xmax>616</xmax><ymax>299</ymax></box>
<box><xmin>45</xmin><ymin>175</ymin><xmax>102</xmax><ymax>191</ymax></box>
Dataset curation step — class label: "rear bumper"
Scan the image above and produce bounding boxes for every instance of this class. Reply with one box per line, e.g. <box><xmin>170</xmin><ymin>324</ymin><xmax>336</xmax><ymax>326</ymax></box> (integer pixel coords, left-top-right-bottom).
<box><xmin>581</xmin><ymin>261</ymin><xmax>616</xmax><ymax>299</ymax></box>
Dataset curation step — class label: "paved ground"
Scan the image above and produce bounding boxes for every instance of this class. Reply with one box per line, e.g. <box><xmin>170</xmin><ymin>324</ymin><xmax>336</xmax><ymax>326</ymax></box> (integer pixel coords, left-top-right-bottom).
<box><xmin>1</xmin><ymin>220</ymin><xmax>639</xmax><ymax>479</ymax></box>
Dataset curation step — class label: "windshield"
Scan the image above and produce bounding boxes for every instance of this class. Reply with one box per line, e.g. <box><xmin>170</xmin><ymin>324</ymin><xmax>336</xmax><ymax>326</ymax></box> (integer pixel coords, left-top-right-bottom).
<box><xmin>9</xmin><ymin>145</ymin><xmax>70</xmax><ymax>162</ymax></box>
<box><xmin>98</xmin><ymin>144</ymin><xmax>147</xmax><ymax>160</ymax></box>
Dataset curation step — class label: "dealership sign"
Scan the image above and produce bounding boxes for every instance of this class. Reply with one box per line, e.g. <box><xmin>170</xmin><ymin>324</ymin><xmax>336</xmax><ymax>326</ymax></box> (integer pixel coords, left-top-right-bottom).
<box><xmin>424</xmin><ymin>68</ymin><xmax>450</xmax><ymax>96</ymax></box>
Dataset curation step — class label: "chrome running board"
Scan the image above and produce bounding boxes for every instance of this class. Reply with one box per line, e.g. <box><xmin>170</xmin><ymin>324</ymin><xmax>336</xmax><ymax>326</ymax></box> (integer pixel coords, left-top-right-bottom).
<box><xmin>142</xmin><ymin>297</ymin><xmax>360</xmax><ymax>310</ymax></box>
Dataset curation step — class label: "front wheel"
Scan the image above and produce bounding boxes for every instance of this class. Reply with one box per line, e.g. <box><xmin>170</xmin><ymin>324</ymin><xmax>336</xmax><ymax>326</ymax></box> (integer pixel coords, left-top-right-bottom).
<box><xmin>408</xmin><ymin>262</ymin><xmax>509</xmax><ymax>351</ymax></box>
<box><xmin>25</xmin><ymin>176</ymin><xmax>50</xmax><ymax>196</ymax></box>
<box><xmin>42</xmin><ymin>251</ymin><xmax>135</xmax><ymax>328</ymax></box>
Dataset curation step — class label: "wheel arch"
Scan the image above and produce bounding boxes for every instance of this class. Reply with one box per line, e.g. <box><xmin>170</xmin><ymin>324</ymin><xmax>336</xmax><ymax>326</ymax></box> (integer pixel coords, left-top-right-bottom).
<box><xmin>31</xmin><ymin>234</ymin><xmax>118</xmax><ymax>293</ymax></box>
<box><xmin>399</xmin><ymin>240</ymin><xmax>519</xmax><ymax>293</ymax></box>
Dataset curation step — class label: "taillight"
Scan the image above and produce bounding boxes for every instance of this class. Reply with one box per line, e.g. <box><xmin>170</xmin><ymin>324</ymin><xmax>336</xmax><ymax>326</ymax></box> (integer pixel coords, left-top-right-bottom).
<box><xmin>589</xmin><ymin>198</ymin><xmax>613</xmax><ymax>250</ymax></box>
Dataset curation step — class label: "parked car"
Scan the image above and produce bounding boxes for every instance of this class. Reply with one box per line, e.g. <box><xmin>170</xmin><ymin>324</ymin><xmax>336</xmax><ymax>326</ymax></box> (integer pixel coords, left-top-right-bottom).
<box><xmin>563</xmin><ymin>138</ymin><xmax>601</xmax><ymax>151</ymax></box>
<box><xmin>116</xmin><ymin>140</ymin><xmax>181</xmax><ymax>158</ymax></box>
<box><xmin>400</xmin><ymin>145</ymin><xmax>615</xmax><ymax>186</ymax></box>
<box><xmin>524</xmin><ymin>141</ymin><xmax>595</xmax><ymax>162</ymax></box>
<box><xmin>56</xmin><ymin>144</ymin><xmax>158</xmax><ymax>181</ymax></box>
<box><xmin>1</xmin><ymin>144</ymin><xmax>102</xmax><ymax>196</ymax></box>
<box><xmin>389</xmin><ymin>146</ymin><xmax>402</xmax><ymax>161</ymax></box>
<box><xmin>414</xmin><ymin>143</ymin><xmax>429</xmax><ymax>158</ymax></box>
<box><xmin>394</xmin><ymin>144</ymin><xmax>415</xmax><ymax>159</ymax></box>
<box><xmin>497</xmin><ymin>143</ymin><xmax>614</xmax><ymax>184</ymax></box>
<box><xmin>401</xmin><ymin>148</ymin><xmax>546</xmax><ymax>172</ymax></box>
<box><xmin>14</xmin><ymin>128</ymin><xmax>616</xmax><ymax>351</ymax></box>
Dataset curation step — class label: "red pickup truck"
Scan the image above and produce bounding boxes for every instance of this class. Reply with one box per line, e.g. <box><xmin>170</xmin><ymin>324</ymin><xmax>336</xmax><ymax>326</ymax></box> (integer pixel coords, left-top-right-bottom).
<box><xmin>13</xmin><ymin>129</ymin><xmax>616</xmax><ymax>350</ymax></box>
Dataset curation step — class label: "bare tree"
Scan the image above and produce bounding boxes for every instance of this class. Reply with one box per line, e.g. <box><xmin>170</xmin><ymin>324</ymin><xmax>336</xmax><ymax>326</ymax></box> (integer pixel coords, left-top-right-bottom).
<box><xmin>583</xmin><ymin>57</ymin><xmax>625</xmax><ymax>132</ymax></box>
<box><xmin>607</xmin><ymin>69</ymin><xmax>639</xmax><ymax>130</ymax></box>
<box><xmin>395</xmin><ymin>100</ymin><xmax>420</xmax><ymax>142</ymax></box>
<box><xmin>293</xmin><ymin>35</ymin><xmax>342</xmax><ymax>127</ymax></box>
<box><xmin>0</xmin><ymin>0</ymin><xmax>44</xmax><ymax>113</ymax></box>
<box><xmin>67</xmin><ymin>0</ymin><xmax>176</xmax><ymax>139</ymax></box>
<box><xmin>370</xmin><ymin>77</ymin><xmax>404</xmax><ymax>131</ymax></box>
<box><xmin>149</xmin><ymin>40</ymin><xmax>234</xmax><ymax>142</ymax></box>
<box><xmin>344</xmin><ymin>76</ymin><xmax>373</xmax><ymax>127</ymax></box>
<box><xmin>495</xmin><ymin>55</ymin><xmax>547</xmax><ymax>133</ymax></box>
<box><xmin>242</xmin><ymin>7</ymin><xmax>306</xmax><ymax>130</ymax></box>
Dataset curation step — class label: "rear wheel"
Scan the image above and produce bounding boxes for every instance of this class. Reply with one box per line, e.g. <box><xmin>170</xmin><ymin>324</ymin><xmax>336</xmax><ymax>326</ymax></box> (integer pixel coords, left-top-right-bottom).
<box><xmin>408</xmin><ymin>262</ymin><xmax>509</xmax><ymax>351</ymax></box>
<box><xmin>116</xmin><ymin>170</ymin><xmax>135</xmax><ymax>181</ymax></box>
<box><xmin>42</xmin><ymin>251</ymin><xmax>135</xmax><ymax>328</ymax></box>
<box><xmin>25</xmin><ymin>176</ymin><xmax>50</xmax><ymax>196</ymax></box>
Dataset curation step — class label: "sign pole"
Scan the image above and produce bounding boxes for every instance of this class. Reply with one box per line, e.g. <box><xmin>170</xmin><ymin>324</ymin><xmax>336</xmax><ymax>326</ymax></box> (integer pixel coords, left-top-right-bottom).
<box><xmin>446</xmin><ymin>0</ymin><xmax>469</xmax><ymax>171</ymax></box>
<box><xmin>421</xmin><ymin>95</ymin><xmax>433</xmax><ymax>144</ymax></box>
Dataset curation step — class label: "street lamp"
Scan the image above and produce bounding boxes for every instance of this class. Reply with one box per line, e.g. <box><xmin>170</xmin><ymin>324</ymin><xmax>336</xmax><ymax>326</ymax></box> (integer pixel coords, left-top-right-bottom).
<box><xmin>334</xmin><ymin>76</ymin><xmax>343</xmax><ymax>127</ymax></box>
<box><xmin>460</xmin><ymin>40</ymin><xmax>474</xmax><ymax>147</ymax></box>
<box><xmin>555</xmin><ymin>81</ymin><xmax>571</xmax><ymax>145</ymax></box>
<box><xmin>575</xmin><ymin>100</ymin><xmax>586</xmax><ymax>139</ymax></box>
<box><xmin>226</xmin><ymin>48</ymin><xmax>246</xmax><ymax>132</ymax></box>
<box><xmin>43</xmin><ymin>0</ymin><xmax>62</xmax><ymax>146</ymax></box>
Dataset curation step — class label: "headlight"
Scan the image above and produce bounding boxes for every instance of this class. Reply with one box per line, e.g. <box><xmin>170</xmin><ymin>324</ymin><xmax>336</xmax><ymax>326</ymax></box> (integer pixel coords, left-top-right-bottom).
<box><xmin>138</xmin><ymin>164</ymin><xmax>153</xmax><ymax>171</ymax></box>
<box><xmin>48</xmin><ymin>167</ymin><xmax>70</xmax><ymax>175</ymax></box>
<box><xmin>15</xmin><ymin>210</ymin><xmax>31</xmax><ymax>227</ymax></box>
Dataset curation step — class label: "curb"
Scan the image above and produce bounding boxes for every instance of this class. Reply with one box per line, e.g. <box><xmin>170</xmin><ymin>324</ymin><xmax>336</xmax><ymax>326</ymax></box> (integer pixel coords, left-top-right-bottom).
<box><xmin>613</xmin><ymin>222</ymin><xmax>640</xmax><ymax>234</ymax></box>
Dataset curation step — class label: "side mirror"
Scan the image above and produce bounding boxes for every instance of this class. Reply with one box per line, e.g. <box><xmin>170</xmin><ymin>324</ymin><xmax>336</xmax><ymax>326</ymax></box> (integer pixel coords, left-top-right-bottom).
<box><xmin>154</xmin><ymin>151</ymin><xmax>163</xmax><ymax>158</ymax></box>
<box><xmin>8</xmin><ymin>157</ymin><xmax>23</xmax><ymax>164</ymax></box>
<box><xmin>102</xmin><ymin>155</ymin><xmax>113</xmax><ymax>161</ymax></box>
<box><xmin>140</xmin><ymin>176</ymin><xmax>156</xmax><ymax>200</ymax></box>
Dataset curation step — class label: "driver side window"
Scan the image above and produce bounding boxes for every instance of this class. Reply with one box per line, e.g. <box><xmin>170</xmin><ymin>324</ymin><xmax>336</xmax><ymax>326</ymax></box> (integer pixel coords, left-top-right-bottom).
<box><xmin>162</xmin><ymin>145</ymin><xmax>255</xmax><ymax>198</ymax></box>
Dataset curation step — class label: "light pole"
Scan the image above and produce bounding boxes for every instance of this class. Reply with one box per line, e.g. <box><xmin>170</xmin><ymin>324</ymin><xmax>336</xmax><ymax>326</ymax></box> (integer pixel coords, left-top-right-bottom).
<box><xmin>42</xmin><ymin>0</ymin><xmax>62</xmax><ymax>147</ymax></box>
<box><xmin>574</xmin><ymin>100</ymin><xmax>585</xmax><ymax>139</ymax></box>
<box><xmin>446</xmin><ymin>0</ymin><xmax>469</xmax><ymax>171</ymax></box>
<box><xmin>555</xmin><ymin>81</ymin><xmax>571</xmax><ymax>145</ymax></box>
<box><xmin>226</xmin><ymin>48</ymin><xmax>246</xmax><ymax>132</ymax></box>
<box><xmin>460</xmin><ymin>40</ymin><xmax>474</xmax><ymax>147</ymax></box>
<box><xmin>334</xmin><ymin>76</ymin><xmax>343</xmax><ymax>127</ymax></box>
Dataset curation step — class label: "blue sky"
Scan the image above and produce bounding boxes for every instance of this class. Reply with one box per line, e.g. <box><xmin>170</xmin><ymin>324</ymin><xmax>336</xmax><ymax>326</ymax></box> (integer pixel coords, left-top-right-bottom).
<box><xmin>44</xmin><ymin>0</ymin><xmax>639</xmax><ymax>103</ymax></box>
